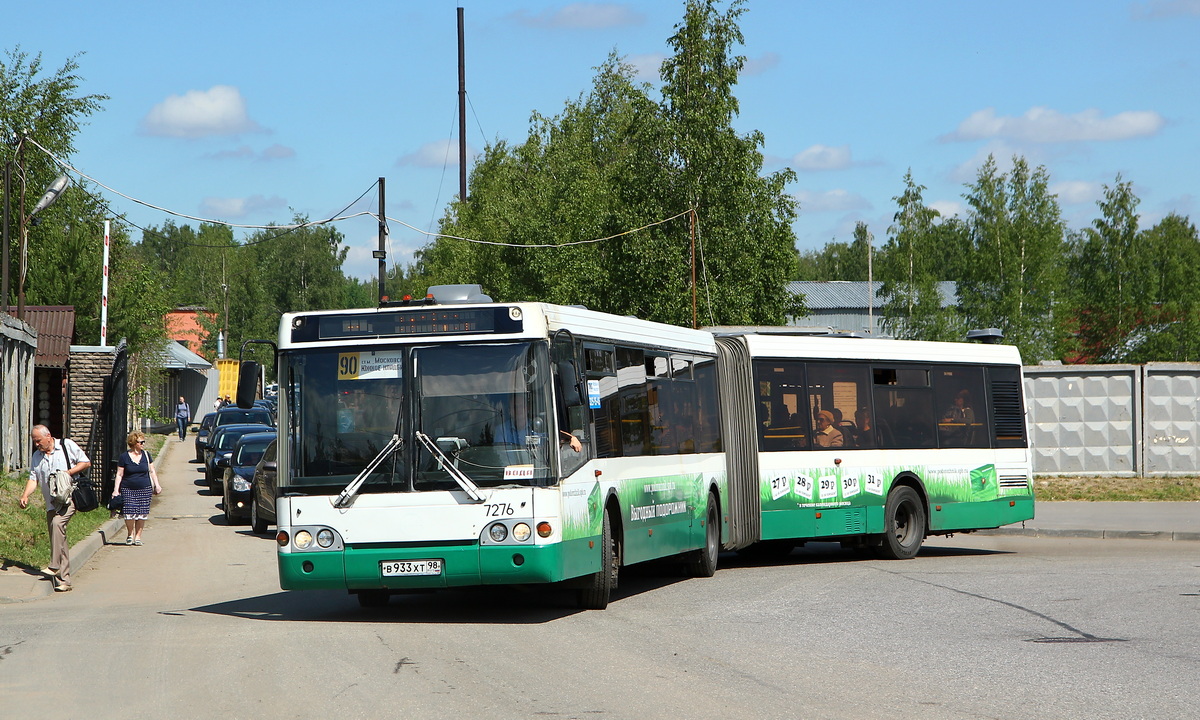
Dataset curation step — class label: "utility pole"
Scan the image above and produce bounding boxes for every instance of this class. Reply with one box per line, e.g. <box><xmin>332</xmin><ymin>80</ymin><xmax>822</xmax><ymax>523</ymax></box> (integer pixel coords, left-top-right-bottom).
<box><xmin>458</xmin><ymin>6</ymin><xmax>467</xmax><ymax>205</ymax></box>
<box><xmin>2</xmin><ymin>158</ymin><xmax>9</xmax><ymax>313</ymax></box>
<box><xmin>377</xmin><ymin>176</ymin><xmax>387</xmax><ymax>304</ymax></box>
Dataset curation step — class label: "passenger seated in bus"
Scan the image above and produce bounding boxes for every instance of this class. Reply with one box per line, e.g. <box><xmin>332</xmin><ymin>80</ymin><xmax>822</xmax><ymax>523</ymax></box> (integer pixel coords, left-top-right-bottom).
<box><xmin>813</xmin><ymin>410</ymin><xmax>844</xmax><ymax>448</ymax></box>
<box><xmin>851</xmin><ymin>407</ymin><xmax>874</xmax><ymax>448</ymax></box>
<box><xmin>940</xmin><ymin>390</ymin><xmax>975</xmax><ymax>445</ymax></box>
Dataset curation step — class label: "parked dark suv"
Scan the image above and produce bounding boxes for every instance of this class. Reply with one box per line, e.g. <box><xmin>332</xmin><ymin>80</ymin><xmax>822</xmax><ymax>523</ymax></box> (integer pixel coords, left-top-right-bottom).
<box><xmin>250</xmin><ymin>438</ymin><xmax>279</xmax><ymax>534</ymax></box>
<box><xmin>223</xmin><ymin>431</ymin><xmax>276</xmax><ymax>525</ymax></box>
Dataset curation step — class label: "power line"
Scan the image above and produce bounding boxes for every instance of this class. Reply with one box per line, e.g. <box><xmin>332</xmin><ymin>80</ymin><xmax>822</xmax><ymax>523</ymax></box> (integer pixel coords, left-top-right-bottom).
<box><xmin>25</xmin><ymin>134</ymin><xmax>695</xmax><ymax>254</ymax></box>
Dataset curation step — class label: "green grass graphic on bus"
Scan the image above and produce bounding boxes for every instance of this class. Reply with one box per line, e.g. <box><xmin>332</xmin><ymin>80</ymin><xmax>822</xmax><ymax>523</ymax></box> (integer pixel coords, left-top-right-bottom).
<box><xmin>761</xmin><ymin>463</ymin><xmax>1022</xmax><ymax>509</ymax></box>
<box><xmin>617</xmin><ymin>473</ymin><xmax>705</xmax><ymax>525</ymax></box>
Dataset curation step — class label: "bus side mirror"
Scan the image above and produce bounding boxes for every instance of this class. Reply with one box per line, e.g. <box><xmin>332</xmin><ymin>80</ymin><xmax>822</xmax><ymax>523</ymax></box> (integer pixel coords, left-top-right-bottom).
<box><xmin>556</xmin><ymin>361</ymin><xmax>583</xmax><ymax>406</ymax></box>
<box><xmin>236</xmin><ymin>361</ymin><xmax>260</xmax><ymax>409</ymax></box>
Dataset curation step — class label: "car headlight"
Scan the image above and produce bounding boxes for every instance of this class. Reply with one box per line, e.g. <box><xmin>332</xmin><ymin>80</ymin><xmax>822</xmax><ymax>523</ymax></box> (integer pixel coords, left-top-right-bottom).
<box><xmin>488</xmin><ymin>523</ymin><xmax>508</xmax><ymax>542</ymax></box>
<box><xmin>512</xmin><ymin>523</ymin><xmax>531</xmax><ymax>542</ymax></box>
<box><xmin>232</xmin><ymin>475</ymin><xmax>251</xmax><ymax>492</ymax></box>
<box><xmin>294</xmin><ymin>530</ymin><xmax>313</xmax><ymax>549</ymax></box>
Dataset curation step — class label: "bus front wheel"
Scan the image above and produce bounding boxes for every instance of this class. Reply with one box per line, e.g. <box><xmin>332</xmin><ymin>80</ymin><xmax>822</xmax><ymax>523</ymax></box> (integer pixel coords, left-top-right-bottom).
<box><xmin>578</xmin><ymin>510</ymin><xmax>618</xmax><ymax>610</ymax></box>
<box><xmin>878</xmin><ymin>485</ymin><xmax>926</xmax><ymax>560</ymax></box>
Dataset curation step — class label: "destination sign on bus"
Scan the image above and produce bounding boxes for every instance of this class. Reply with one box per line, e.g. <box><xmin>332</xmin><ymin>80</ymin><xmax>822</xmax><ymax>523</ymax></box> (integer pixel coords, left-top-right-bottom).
<box><xmin>293</xmin><ymin>307</ymin><xmax>523</xmax><ymax>342</ymax></box>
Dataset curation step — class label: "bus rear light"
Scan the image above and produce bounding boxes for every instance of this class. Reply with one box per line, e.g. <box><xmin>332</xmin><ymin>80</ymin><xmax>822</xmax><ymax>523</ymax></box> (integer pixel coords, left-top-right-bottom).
<box><xmin>277</xmin><ymin>531</ymin><xmax>290</xmax><ymax>547</ymax></box>
<box><xmin>536</xmin><ymin>522</ymin><xmax>552</xmax><ymax>538</ymax></box>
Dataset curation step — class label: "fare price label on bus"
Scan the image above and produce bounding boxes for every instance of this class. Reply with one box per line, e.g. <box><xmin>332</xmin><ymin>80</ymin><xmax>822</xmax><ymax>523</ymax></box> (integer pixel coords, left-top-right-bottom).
<box><xmin>338</xmin><ymin>350</ymin><xmax>403</xmax><ymax>380</ymax></box>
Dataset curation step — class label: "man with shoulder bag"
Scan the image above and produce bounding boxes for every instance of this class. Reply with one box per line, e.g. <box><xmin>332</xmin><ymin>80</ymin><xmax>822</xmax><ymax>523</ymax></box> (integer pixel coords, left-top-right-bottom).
<box><xmin>18</xmin><ymin>425</ymin><xmax>92</xmax><ymax>592</ymax></box>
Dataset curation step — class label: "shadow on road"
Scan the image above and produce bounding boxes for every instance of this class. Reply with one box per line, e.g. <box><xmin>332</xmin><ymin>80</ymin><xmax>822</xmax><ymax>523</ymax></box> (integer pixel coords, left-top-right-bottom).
<box><xmin>187</xmin><ymin>564</ymin><xmax>691</xmax><ymax>624</ymax></box>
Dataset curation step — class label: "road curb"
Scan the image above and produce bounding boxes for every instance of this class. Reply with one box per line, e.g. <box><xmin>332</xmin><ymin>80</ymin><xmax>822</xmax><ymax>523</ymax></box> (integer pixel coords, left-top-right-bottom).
<box><xmin>977</xmin><ymin>527</ymin><xmax>1200</xmax><ymax>541</ymax></box>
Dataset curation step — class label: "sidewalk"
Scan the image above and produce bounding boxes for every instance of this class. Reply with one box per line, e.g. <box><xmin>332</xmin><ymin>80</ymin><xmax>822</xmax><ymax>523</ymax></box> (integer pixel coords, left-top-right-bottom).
<box><xmin>0</xmin><ymin>434</ymin><xmax>182</xmax><ymax>604</ymax></box>
<box><xmin>3</xmin><ymin>445</ymin><xmax>1198</xmax><ymax>603</ymax></box>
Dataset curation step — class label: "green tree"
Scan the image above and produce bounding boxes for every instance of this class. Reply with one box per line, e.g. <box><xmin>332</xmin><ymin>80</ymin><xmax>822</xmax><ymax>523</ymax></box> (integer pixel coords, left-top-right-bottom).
<box><xmin>1</xmin><ymin>47</ymin><xmax>107</xmax><ymax>321</ymax></box>
<box><xmin>426</xmin><ymin>0</ymin><xmax>801</xmax><ymax>327</ymax></box>
<box><xmin>795</xmin><ymin>223</ymin><xmax>873</xmax><ymax>281</ymax></box>
<box><xmin>1067</xmin><ymin>176</ymin><xmax>1146</xmax><ymax>360</ymax></box>
<box><xmin>876</xmin><ymin>171</ymin><xmax>964</xmax><ymax>340</ymax></box>
<box><xmin>1103</xmin><ymin>213</ymin><xmax>1200</xmax><ymax>362</ymax></box>
<box><xmin>959</xmin><ymin>156</ymin><xmax>1067</xmax><ymax>362</ymax></box>
<box><xmin>659</xmin><ymin>0</ymin><xmax>798</xmax><ymax>325</ymax></box>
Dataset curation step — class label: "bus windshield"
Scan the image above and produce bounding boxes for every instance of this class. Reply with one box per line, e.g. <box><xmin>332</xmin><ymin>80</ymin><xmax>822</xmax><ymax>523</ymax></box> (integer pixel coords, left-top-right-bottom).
<box><xmin>284</xmin><ymin>341</ymin><xmax>555</xmax><ymax>493</ymax></box>
<box><xmin>414</xmin><ymin>342</ymin><xmax>556</xmax><ymax>489</ymax></box>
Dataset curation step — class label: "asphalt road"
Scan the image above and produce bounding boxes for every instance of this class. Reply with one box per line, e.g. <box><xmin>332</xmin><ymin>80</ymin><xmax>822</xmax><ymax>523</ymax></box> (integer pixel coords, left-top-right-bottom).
<box><xmin>1</xmin><ymin>443</ymin><xmax>1197</xmax><ymax>720</ymax></box>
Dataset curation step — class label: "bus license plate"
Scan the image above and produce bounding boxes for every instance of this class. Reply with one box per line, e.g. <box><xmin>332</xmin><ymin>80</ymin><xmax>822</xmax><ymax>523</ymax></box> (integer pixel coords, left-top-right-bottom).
<box><xmin>381</xmin><ymin>559</ymin><xmax>443</xmax><ymax>577</ymax></box>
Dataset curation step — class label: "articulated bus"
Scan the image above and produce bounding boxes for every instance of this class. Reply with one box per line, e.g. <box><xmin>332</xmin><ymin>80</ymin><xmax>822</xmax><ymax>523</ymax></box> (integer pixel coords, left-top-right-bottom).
<box><xmin>240</xmin><ymin>286</ymin><xmax>1033</xmax><ymax>609</ymax></box>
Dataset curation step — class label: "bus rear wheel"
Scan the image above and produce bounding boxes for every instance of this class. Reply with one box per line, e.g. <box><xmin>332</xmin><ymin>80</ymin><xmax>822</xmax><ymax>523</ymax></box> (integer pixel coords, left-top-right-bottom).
<box><xmin>684</xmin><ymin>493</ymin><xmax>719</xmax><ymax>578</ymax></box>
<box><xmin>878</xmin><ymin>485</ymin><xmax>926</xmax><ymax>560</ymax></box>
<box><xmin>578</xmin><ymin>510</ymin><xmax>618</xmax><ymax>610</ymax></box>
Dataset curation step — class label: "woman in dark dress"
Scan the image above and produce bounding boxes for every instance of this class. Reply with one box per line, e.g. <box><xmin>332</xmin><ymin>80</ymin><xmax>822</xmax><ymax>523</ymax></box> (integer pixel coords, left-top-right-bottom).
<box><xmin>112</xmin><ymin>432</ymin><xmax>162</xmax><ymax>545</ymax></box>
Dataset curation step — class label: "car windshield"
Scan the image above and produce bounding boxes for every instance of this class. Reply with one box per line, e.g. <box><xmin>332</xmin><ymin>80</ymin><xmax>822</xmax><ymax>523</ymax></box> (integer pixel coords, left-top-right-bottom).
<box><xmin>217</xmin><ymin>429</ymin><xmax>262</xmax><ymax>451</ymax></box>
<box><xmin>216</xmin><ymin>409</ymin><xmax>272</xmax><ymax>426</ymax></box>
<box><xmin>234</xmin><ymin>439</ymin><xmax>273</xmax><ymax>467</ymax></box>
<box><xmin>283</xmin><ymin>341</ymin><xmax>555</xmax><ymax>493</ymax></box>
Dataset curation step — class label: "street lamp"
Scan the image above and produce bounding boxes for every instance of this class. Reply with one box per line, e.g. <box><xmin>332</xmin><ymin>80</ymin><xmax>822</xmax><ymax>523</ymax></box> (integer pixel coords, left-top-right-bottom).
<box><xmin>2</xmin><ymin>134</ymin><xmax>69</xmax><ymax>319</ymax></box>
<box><xmin>17</xmin><ymin>173</ymin><xmax>70</xmax><ymax>319</ymax></box>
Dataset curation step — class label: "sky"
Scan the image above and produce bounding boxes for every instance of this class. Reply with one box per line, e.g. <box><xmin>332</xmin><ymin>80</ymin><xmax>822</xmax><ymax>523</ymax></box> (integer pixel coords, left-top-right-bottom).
<box><xmin>6</xmin><ymin>0</ymin><xmax>1199</xmax><ymax>282</ymax></box>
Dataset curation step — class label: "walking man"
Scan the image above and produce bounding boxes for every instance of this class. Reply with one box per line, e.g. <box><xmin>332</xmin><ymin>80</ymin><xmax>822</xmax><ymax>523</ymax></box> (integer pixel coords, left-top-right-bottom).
<box><xmin>18</xmin><ymin>425</ymin><xmax>92</xmax><ymax>592</ymax></box>
<box><xmin>175</xmin><ymin>396</ymin><xmax>191</xmax><ymax>440</ymax></box>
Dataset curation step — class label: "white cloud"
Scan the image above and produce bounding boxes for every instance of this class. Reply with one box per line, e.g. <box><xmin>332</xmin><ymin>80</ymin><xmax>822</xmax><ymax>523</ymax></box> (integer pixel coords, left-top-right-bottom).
<box><xmin>793</xmin><ymin>144</ymin><xmax>853</xmax><ymax>171</ymax></box>
<box><xmin>795</xmin><ymin>189</ymin><xmax>871</xmax><ymax>213</ymax></box>
<box><xmin>626</xmin><ymin>53</ymin><xmax>663</xmax><ymax>81</ymax></box>
<box><xmin>943</xmin><ymin>107</ymin><xmax>1165</xmax><ymax>143</ymax></box>
<box><xmin>742</xmin><ymin>52</ymin><xmax>780</xmax><ymax>77</ymax></box>
<box><xmin>929</xmin><ymin>200</ymin><xmax>966</xmax><ymax>219</ymax></box>
<box><xmin>199</xmin><ymin>194</ymin><xmax>287</xmax><ymax>220</ymax></box>
<box><xmin>1051</xmin><ymin>180</ymin><xmax>1103</xmax><ymax>205</ymax></box>
<box><xmin>260</xmin><ymin>144</ymin><xmax>295</xmax><ymax>160</ymax></box>
<box><xmin>948</xmin><ymin>142</ymin><xmax>1021</xmax><ymax>184</ymax></box>
<box><xmin>510</xmin><ymin>3</ymin><xmax>644</xmax><ymax>29</ymax></box>
<box><xmin>1131</xmin><ymin>0</ymin><xmax>1200</xmax><ymax>19</ymax></box>
<box><xmin>205</xmin><ymin>143</ymin><xmax>295</xmax><ymax>161</ymax></box>
<box><xmin>396</xmin><ymin>139</ymin><xmax>475</xmax><ymax>168</ymax></box>
<box><xmin>141</xmin><ymin>85</ymin><xmax>264</xmax><ymax>138</ymax></box>
<box><xmin>206</xmin><ymin>145</ymin><xmax>255</xmax><ymax>160</ymax></box>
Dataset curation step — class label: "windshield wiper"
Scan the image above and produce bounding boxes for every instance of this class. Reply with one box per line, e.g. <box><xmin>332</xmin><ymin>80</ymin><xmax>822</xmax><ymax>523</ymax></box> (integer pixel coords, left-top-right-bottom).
<box><xmin>333</xmin><ymin>434</ymin><xmax>403</xmax><ymax>509</ymax></box>
<box><xmin>415</xmin><ymin>431</ymin><xmax>485</xmax><ymax>502</ymax></box>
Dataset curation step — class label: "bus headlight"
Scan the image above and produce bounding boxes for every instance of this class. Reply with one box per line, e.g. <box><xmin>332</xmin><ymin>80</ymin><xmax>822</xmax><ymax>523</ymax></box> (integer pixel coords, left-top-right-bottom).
<box><xmin>512</xmin><ymin>523</ymin><xmax>531</xmax><ymax>542</ymax></box>
<box><xmin>488</xmin><ymin>523</ymin><xmax>508</xmax><ymax>542</ymax></box>
<box><xmin>294</xmin><ymin>530</ymin><xmax>314</xmax><ymax>549</ymax></box>
<box><xmin>316</xmin><ymin>529</ymin><xmax>335</xmax><ymax>548</ymax></box>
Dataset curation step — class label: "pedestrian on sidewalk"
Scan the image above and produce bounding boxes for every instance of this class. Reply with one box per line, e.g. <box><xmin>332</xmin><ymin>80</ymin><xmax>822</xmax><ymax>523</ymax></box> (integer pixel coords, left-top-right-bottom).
<box><xmin>175</xmin><ymin>396</ymin><xmax>191</xmax><ymax>441</ymax></box>
<box><xmin>111</xmin><ymin>431</ymin><xmax>162</xmax><ymax>546</ymax></box>
<box><xmin>18</xmin><ymin>425</ymin><xmax>92</xmax><ymax>592</ymax></box>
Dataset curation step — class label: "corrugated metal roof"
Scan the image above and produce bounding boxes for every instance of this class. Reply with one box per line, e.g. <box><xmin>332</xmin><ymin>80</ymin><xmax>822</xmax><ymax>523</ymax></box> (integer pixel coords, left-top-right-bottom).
<box><xmin>787</xmin><ymin>281</ymin><xmax>958</xmax><ymax>310</ymax></box>
<box><xmin>16</xmin><ymin>306</ymin><xmax>75</xmax><ymax>368</ymax></box>
<box><xmin>158</xmin><ymin>341</ymin><xmax>213</xmax><ymax>370</ymax></box>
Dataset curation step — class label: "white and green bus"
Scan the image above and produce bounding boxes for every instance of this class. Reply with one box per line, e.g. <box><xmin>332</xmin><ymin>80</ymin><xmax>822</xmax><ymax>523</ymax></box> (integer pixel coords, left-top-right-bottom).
<box><xmin>713</xmin><ymin>329</ymin><xmax>1034</xmax><ymax>560</ymax></box>
<box><xmin>241</xmin><ymin>286</ymin><xmax>1033</xmax><ymax>608</ymax></box>
<box><xmin>251</xmin><ymin>286</ymin><xmax>725</xmax><ymax>609</ymax></box>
